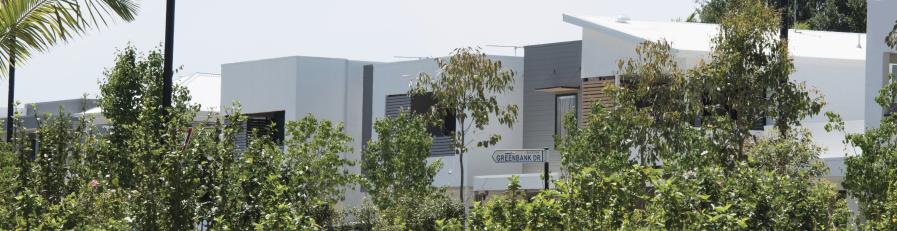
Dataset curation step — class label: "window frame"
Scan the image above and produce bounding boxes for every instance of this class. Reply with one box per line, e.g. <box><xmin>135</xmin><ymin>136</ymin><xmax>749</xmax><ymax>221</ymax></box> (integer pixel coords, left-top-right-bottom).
<box><xmin>554</xmin><ymin>93</ymin><xmax>579</xmax><ymax>137</ymax></box>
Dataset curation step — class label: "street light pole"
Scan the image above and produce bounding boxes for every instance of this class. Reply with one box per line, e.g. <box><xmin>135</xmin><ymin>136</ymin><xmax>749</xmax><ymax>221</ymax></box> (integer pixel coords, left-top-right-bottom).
<box><xmin>162</xmin><ymin>0</ymin><xmax>175</xmax><ymax>112</ymax></box>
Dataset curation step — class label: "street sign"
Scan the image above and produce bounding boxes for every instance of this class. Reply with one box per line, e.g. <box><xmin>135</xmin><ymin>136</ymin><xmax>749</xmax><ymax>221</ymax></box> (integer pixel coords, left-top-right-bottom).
<box><xmin>492</xmin><ymin>149</ymin><xmax>546</xmax><ymax>163</ymax></box>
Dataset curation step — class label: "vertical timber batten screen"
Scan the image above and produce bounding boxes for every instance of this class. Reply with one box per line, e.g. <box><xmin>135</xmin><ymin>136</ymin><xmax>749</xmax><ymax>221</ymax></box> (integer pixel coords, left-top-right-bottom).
<box><xmin>580</xmin><ymin>76</ymin><xmax>616</xmax><ymax>127</ymax></box>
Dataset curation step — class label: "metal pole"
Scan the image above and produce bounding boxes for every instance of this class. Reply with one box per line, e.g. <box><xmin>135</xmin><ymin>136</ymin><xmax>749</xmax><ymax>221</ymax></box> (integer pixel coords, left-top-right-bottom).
<box><xmin>162</xmin><ymin>0</ymin><xmax>175</xmax><ymax>112</ymax></box>
<box><xmin>543</xmin><ymin>147</ymin><xmax>549</xmax><ymax>190</ymax></box>
<box><xmin>779</xmin><ymin>0</ymin><xmax>790</xmax><ymax>40</ymax></box>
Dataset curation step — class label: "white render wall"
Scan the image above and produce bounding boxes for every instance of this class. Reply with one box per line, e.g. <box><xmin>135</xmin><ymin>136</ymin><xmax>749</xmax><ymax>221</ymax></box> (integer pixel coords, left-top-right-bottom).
<box><xmin>866</xmin><ymin>0</ymin><xmax>897</xmax><ymax>129</ymax></box>
<box><xmin>369</xmin><ymin>56</ymin><xmax>525</xmax><ymax>201</ymax></box>
<box><xmin>221</xmin><ymin>56</ymin><xmax>373</xmax><ymax>208</ymax></box>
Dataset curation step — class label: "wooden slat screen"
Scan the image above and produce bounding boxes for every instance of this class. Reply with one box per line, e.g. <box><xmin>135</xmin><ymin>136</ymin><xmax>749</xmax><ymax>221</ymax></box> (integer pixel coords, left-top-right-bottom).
<box><xmin>580</xmin><ymin>76</ymin><xmax>616</xmax><ymax>126</ymax></box>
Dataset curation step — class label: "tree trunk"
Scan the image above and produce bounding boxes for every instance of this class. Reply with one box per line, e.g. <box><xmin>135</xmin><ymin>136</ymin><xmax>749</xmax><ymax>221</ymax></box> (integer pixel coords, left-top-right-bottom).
<box><xmin>458</xmin><ymin>118</ymin><xmax>467</xmax><ymax>228</ymax></box>
<box><xmin>6</xmin><ymin>52</ymin><xmax>14</xmax><ymax>143</ymax></box>
<box><xmin>459</xmin><ymin>148</ymin><xmax>464</xmax><ymax>203</ymax></box>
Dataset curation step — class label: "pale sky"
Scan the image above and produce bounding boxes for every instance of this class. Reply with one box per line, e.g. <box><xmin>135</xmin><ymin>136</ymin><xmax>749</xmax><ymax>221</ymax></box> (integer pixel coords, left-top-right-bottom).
<box><xmin>9</xmin><ymin>0</ymin><xmax>698</xmax><ymax>104</ymax></box>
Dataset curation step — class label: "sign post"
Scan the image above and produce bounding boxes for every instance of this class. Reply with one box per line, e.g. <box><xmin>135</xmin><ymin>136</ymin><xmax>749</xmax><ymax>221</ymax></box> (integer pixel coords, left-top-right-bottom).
<box><xmin>543</xmin><ymin>147</ymin><xmax>549</xmax><ymax>190</ymax></box>
<box><xmin>491</xmin><ymin>148</ymin><xmax>551</xmax><ymax>190</ymax></box>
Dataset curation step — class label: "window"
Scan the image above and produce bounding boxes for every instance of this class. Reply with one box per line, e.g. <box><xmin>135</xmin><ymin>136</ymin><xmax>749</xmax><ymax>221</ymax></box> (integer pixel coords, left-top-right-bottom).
<box><xmin>555</xmin><ymin>94</ymin><xmax>578</xmax><ymax>138</ymax></box>
<box><xmin>385</xmin><ymin>93</ymin><xmax>455</xmax><ymax>156</ymax></box>
<box><xmin>236</xmin><ymin>111</ymin><xmax>285</xmax><ymax>150</ymax></box>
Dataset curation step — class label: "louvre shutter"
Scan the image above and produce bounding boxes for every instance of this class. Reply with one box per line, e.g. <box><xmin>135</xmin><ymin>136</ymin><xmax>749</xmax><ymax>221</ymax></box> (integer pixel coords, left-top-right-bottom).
<box><xmin>384</xmin><ymin>94</ymin><xmax>454</xmax><ymax>156</ymax></box>
<box><xmin>236</xmin><ymin>115</ymin><xmax>278</xmax><ymax>150</ymax></box>
<box><xmin>430</xmin><ymin>135</ymin><xmax>454</xmax><ymax>156</ymax></box>
<box><xmin>385</xmin><ymin>94</ymin><xmax>411</xmax><ymax>117</ymax></box>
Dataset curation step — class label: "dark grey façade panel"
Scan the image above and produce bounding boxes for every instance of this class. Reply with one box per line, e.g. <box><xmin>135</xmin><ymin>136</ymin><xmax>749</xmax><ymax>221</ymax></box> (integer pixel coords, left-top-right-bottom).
<box><xmin>362</xmin><ymin>65</ymin><xmax>374</xmax><ymax>149</ymax></box>
<box><xmin>522</xmin><ymin>41</ymin><xmax>583</xmax><ymax>151</ymax></box>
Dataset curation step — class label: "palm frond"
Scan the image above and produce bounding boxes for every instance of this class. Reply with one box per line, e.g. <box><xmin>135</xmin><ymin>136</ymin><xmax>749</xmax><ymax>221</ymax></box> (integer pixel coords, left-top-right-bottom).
<box><xmin>0</xmin><ymin>0</ymin><xmax>138</xmax><ymax>76</ymax></box>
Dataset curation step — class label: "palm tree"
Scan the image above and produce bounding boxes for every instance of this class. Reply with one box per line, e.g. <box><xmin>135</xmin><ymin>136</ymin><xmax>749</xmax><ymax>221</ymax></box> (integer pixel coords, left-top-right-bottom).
<box><xmin>0</xmin><ymin>0</ymin><xmax>139</xmax><ymax>141</ymax></box>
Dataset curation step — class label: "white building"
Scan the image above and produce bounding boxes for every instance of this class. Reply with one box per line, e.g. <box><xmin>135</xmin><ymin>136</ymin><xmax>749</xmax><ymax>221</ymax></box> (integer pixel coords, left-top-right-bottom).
<box><xmin>221</xmin><ymin>56</ymin><xmax>376</xmax><ymax>208</ymax></box>
<box><xmin>221</xmin><ymin>55</ymin><xmax>526</xmax><ymax>207</ymax></box>
<box><xmin>219</xmin><ymin>3</ymin><xmax>897</xmax><ymax>211</ymax></box>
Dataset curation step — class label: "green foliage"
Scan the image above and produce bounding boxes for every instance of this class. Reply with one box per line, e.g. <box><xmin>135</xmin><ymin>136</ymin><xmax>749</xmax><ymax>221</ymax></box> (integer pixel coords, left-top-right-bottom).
<box><xmin>465</xmin><ymin>175</ymin><xmax>564</xmax><ymax>231</ymax></box>
<box><xmin>694</xmin><ymin>0</ymin><xmax>866</xmax><ymax>33</ymax></box>
<box><xmin>95</xmin><ymin>45</ymin><xmax>200</xmax><ymax>230</ymax></box>
<box><xmin>0</xmin><ymin>46</ymin><xmax>361</xmax><ymax>230</ymax></box>
<box><xmin>353</xmin><ymin>193</ymin><xmax>463</xmax><ymax>231</ymax></box>
<box><xmin>363</xmin><ymin>111</ymin><xmax>442</xmax><ymax>208</ymax></box>
<box><xmin>691</xmin><ymin>0</ymin><xmax>823</xmax><ymax>162</ymax></box>
<box><xmin>359</xmin><ymin>111</ymin><xmax>462</xmax><ymax>230</ymax></box>
<box><xmin>830</xmin><ymin>64</ymin><xmax>897</xmax><ymax>228</ymax></box>
<box><xmin>207</xmin><ymin>113</ymin><xmax>358</xmax><ymax>230</ymax></box>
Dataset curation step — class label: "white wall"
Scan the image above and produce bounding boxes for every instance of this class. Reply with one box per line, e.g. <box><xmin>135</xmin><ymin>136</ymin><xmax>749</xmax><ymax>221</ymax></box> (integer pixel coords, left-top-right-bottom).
<box><xmin>865</xmin><ymin>0</ymin><xmax>897</xmax><ymax>129</ymax></box>
<box><xmin>370</xmin><ymin>56</ymin><xmax>525</xmax><ymax>202</ymax></box>
<box><xmin>581</xmin><ymin>29</ymin><xmax>639</xmax><ymax>78</ymax></box>
<box><xmin>221</xmin><ymin>56</ymin><xmax>372</xmax><ymax>209</ymax></box>
<box><xmin>222</xmin><ymin>57</ymin><xmax>300</xmax><ymax>118</ymax></box>
<box><xmin>790</xmin><ymin>57</ymin><xmax>866</xmax><ymax>159</ymax></box>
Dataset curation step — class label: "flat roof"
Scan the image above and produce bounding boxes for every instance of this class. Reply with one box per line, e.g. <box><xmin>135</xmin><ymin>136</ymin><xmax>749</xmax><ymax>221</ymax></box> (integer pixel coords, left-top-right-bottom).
<box><xmin>563</xmin><ymin>14</ymin><xmax>867</xmax><ymax>61</ymax></box>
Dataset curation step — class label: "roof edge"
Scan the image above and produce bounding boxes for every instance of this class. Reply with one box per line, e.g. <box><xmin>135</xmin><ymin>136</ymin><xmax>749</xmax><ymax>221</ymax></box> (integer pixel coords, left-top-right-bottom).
<box><xmin>562</xmin><ymin>14</ymin><xmax>646</xmax><ymax>44</ymax></box>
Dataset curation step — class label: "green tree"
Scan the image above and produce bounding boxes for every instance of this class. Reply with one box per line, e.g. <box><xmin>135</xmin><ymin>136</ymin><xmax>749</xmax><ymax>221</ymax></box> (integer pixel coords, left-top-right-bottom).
<box><xmin>410</xmin><ymin>48</ymin><xmax>518</xmax><ymax>210</ymax></box>
<box><xmin>694</xmin><ymin>0</ymin><xmax>866</xmax><ymax>33</ymax></box>
<box><xmin>0</xmin><ymin>105</ymin><xmax>133</xmax><ymax>229</ymax></box>
<box><xmin>96</xmin><ymin>45</ymin><xmax>203</xmax><ymax>230</ymax></box>
<box><xmin>360</xmin><ymin>111</ymin><xmax>462</xmax><ymax>230</ymax></box>
<box><xmin>826</xmin><ymin>18</ymin><xmax>897</xmax><ymax>230</ymax></box>
<box><xmin>205</xmin><ymin>113</ymin><xmax>359</xmax><ymax>230</ymax></box>
<box><xmin>0</xmin><ymin>0</ymin><xmax>138</xmax><ymax>141</ymax></box>
<box><xmin>363</xmin><ymin>111</ymin><xmax>442</xmax><ymax>209</ymax></box>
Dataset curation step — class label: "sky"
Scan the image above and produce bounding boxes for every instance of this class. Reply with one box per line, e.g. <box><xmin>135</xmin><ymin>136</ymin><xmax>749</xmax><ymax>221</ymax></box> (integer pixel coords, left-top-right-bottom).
<box><xmin>8</xmin><ymin>0</ymin><xmax>698</xmax><ymax>104</ymax></box>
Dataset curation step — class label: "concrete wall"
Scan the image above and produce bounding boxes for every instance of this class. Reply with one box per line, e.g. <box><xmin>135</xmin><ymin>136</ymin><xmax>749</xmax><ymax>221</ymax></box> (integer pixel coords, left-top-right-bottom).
<box><xmin>369</xmin><ymin>56</ymin><xmax>525</xmax><ymax>204</ymax></box>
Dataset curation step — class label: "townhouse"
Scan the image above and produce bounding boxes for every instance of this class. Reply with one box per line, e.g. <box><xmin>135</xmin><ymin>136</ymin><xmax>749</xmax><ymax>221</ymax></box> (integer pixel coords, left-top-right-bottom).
<box><xmin>219</xmin><ymin>0</ymin><xmax>897</xmax><ymax>210</ymax></box>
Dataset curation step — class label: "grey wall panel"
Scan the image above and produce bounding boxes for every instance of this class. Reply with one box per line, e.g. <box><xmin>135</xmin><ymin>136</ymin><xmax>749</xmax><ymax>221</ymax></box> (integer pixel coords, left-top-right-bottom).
<box><xmin>522</xmin><ymin>41</ymin><xmax>582</xmax><ymax>152</ymax></box>
<box><xmin>362</xmin><ymin>65</ymin><xmax>374</xmax><ymax>149</ymax></box>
